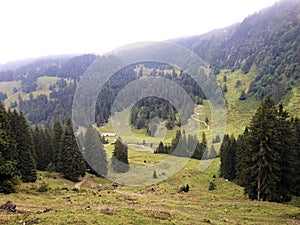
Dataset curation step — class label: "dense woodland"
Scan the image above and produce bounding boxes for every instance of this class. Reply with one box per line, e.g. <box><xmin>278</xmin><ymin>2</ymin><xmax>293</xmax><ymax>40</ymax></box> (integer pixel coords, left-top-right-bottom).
<box><xmin>18</xmin><ymin>81</ymin><xmax>77</xmax><ymax>127</ymax></box>
<box><xmin>0</xmin><ymin>103</ymin><xmax>89</xmax><ymax>193</ymax></box>
<box><xmin>174</xmin><ymin>0</ymin><xmax>300</xmax><ymax>101</ymax></box>
<box><xmin>96</xmin><ymin>63</ymin><xmax>204</xmax><ymax>129</ymax></box>
<box><xmin>0</xmin><ymin>101</ymin><xmax>132</xmax><ymax>193</ymax></box>
<box><xmin>220</xmin><ymin>98</ymin><xmax>300</xmax><ymax>202</ymax></box>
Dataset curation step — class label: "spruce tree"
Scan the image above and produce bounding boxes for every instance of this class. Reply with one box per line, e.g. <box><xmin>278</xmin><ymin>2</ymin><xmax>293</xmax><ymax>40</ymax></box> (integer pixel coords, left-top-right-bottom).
<box><xmin>232</xmin><ymin>100</ymin><xmax>298</xmax><ymax>202</ymax></box>
<box><xmin>44</xmin><ymin>128</ymin><xmax>54</xmax><ymax>171</ymax></box>
<box><xmin>155</xmin><ymin>141</ymin><xmax>165</xmax><ymax>154</ymax></box>
<box><xmin>272</xmin><ymin>104</ymin><xmax>296</xmax><ymax>202</ymax></box>
<box><xmin>170</xmin><ymin>130</ymin><xmax>181</xmax><ymax>154</ymax></box>
<box><xmin>220</xmin><ymin>135</ymin><xmax>236</xmax><ymax>180</ymax></box>
<box><xmin>111</xmin><ymin>138</ymin><xmax>129</xmax><ymax>173</ymax></box>
<box><xmin>83</xmin><ymin>126</ymin><xmax>108</xmax><ymax>177</ymax></box>
<box><xmin>293</xmin><ymin>118</ymin><xmax>300</xmax><ymax>196</ymax></box>
<box><xmin>0</xmin><ymin>104</ymin><xmax>19</xmax><ymax>193</ymax></box>
<box><xmin>192</xmin><ymin>141</ymin><xmax>204</xmax><ymax>160</ymax></box>
<box><xmin>61</xmin><ymin>119</ymin><xmax>86</xmax><ymax>182</ymax></box>
<box><xmin>235</xmin><ymin>129</ymin><xmax>250</xmax><ymax>186</ymax></box>
<box><xmin>243</xmin><ymin>98</ymin><xmax>281</xmax><ymax>201</ymax></box>
<box><xmin>10</xmin><ymin>110</ymin><xmax>37</xmax><ymax>182</ymax></box>
<box><xmin>33</xmin><ymin>127</ymin><xmax>48</xmax><ymax>170</ymax></box>
<box><xmin>51</xmin><ymin>121</ymin><xmax>63</xmax><ymax>172</ymax></box>
<box><xmin>207</xmin><ymin>145</ymin><xmax>218</xmax><ymax>159</ymax></box>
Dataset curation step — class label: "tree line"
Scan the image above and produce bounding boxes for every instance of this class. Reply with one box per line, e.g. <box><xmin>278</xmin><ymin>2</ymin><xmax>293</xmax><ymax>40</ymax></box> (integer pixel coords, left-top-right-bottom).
<box><xmin>0</xmin><ymin>103</ymin><xmax>37</xmax><ymax>193</ymax></box>
<box><xmin>155</xmin><ymin>130</ymin><xmax>217</xmax><ymax>160</ymax></box>
<box><xmin>220</xmin><ymin>97</ymin><xmax>300</xmax><ymax>202</ymax></box>
<box><xmin>0</xmin><ymin>102</ymin><xmax>88</xmax><ymax>193</ymax></box>
<box><xmin>0</xmin><ymin>102</ymin><xmax>132</xmax><ymax>194</ymax></box>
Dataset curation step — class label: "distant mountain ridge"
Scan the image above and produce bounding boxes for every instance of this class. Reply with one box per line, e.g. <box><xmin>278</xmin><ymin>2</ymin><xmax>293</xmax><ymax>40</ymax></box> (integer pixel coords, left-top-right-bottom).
<box><xmin>0</xmin><ymin>54</ymin><xmax>79</xmax><ymax>72</ymax></box>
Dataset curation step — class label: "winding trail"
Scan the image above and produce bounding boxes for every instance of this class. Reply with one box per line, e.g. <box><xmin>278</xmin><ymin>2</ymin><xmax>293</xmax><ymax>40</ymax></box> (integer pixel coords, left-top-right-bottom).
<box><xmin>189</xmin><ymin>105</ymin><xmax>210</xmax><ymax>130</ymax></box>
<box><xmin>74</xmin><ymin>179</ymin><xmax>85</xmax><ymax>189</ymax></box>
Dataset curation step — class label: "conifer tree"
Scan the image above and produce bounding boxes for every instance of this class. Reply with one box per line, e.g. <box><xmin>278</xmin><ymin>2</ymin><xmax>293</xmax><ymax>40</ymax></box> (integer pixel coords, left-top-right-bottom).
<box><xmin>192</xmin><ymin>140</ymin><xmax>204</xmax><ymax>160</ymax></box>
<box><xmin>207</xmin><ymin>145</ymin><xmax>218</xmax><ymax>159</ymax></box>
<box><xmin>293</xmin><ymin>118</ymin><xmax>300</xmax><ymax>196</ymax></box>
<box><xmin>272</xmin><ymin>104</ymin><xmax>296</xmax><ymax>201</ymax></box>
<box><xmin>44</xmin><ymin>129</ymin><xmax>54</xmax><ymax>170</ymax></box>
<box><xmin>243</xmin><ymin>98</ymin><xmax>282</xmax><ymax>201</ymax></box>
<box><xmin>83</xmin><ymin>126</ymin><xmax>108</xmax><ymax>177</ymax></box>
<box><xmin>170</xmin><ymin>130</ymin><xmax>181</xmax><ymax>154</ymax></box>
<box><xmin>202</xmin><ymin>132</ymin><xmax>207</xmax><ymax>149</ymax></box>
<box><xmin>61</xmin><ymin>119</ymin><xmax>86</xmax><ymax>182</ymax></box>
<box><xmin>111</xmin><ymin>138</ymin><xmax>129</xmax><ymax>173</ymax></box>
<box><xmin>10</xmin><ymin>110</ymin><xmax>37</xmax><ymax>182</ymax></box>
<box><xmin>220</xmin><ymin>135</ymin><xmax>236</xmax><ymax>180</ymax></box>
<box><xmin>155</xmin><ymin>141</ymin><xmax>166</xmax><ymax>154</ymax></box>
<box><xmin>224</xmin><ymin>99</ymin><xmax>299</xmax><ymax>202</ymax></box>
<box><xmin>235</xmin><ymin>129</ymin><xmax>250</xmax><ymax>186</ymax></box>
<box><xmin>51</xmin><ymin>121</ymin><xmax>63</xmax><ymax>172</ymax></box>
<box><xmin>33</xmin><ymin>127</ymin><xmax>48</xmax><ymax>170</ymax></box>
<box><xmin>0</xmin><ymin>104</ymin><xmax>19</xmax><ymax>193</ymax></box>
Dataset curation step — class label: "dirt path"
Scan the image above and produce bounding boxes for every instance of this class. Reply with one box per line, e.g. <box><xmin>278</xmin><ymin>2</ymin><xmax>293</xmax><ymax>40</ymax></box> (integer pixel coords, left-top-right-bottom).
<box><xmin>127</xmin><ymin>144</ymin><xmax>155</xmax><ymax>153</ymax></box>
<box><xmin>74</xmin><ymin>179</ymin><xmax>85</xmax><ymax>189</ymax></box>
<box><xmin>188</xmin><ymin>105</ymin><xmax>210</xmax><ymax>130</ymax></box>
<box><xmin>114</xmin><ymin>190</ymin><xmax>145</xmax><ymax>198</ymax></box>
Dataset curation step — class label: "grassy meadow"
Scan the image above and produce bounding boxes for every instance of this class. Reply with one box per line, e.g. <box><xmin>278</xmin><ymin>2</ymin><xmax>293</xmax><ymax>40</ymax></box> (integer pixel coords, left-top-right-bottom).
<box><xmin>0</xmin><ymin>149</ymin><xmax>299</xmax><ymax>224</ymax></box>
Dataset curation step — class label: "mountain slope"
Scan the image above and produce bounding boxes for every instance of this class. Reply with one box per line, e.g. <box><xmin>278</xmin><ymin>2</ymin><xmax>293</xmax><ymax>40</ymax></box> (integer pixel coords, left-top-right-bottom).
<box><xmin>0</xmin><ymin>0</ymin><xmax>299</xmax><ymax>134</ymax></box>
<box><xmin>174</xmin><ymin>0</ymin><xmax>300</xmax><ymax>101</ymax></box>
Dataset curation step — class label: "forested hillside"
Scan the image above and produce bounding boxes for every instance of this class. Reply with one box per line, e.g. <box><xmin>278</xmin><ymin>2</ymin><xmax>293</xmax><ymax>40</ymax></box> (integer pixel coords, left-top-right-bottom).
<box><xmin>0</xmin><ymin>0</ymin><xmax>299</xmax><ymax>130</ymax></box>
<box><xmin>174</xmin><ymin>0</ymin><xmax>300</xmax><ymax>101</ymax></box>
<box><xmin>220</xmin><ymin>98</ymin><xmax>300</xmax><ymax>202</ymax></box>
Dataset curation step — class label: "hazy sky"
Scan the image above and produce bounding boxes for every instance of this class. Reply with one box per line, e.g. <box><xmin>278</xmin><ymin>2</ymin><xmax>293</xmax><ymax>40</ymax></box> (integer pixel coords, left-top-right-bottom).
<box><xmin>0</xmin><ymin>0</ymin><xmax>279</xmax><ymax>64</ymax></box>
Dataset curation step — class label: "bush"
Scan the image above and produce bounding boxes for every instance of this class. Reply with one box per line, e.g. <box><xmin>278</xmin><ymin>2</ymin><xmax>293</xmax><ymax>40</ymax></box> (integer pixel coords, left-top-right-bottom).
<box><xmin>213</xmin><ymin>135</ymin><xmax>221</xmax><ymax>143</ymax></box>
<box><xmin>46</xmin><ymin>163</ymin><xmax>55</xmax><ymax>173</ymax></box>
<box><xmin>72</xmin><ymin>187</ymin><xmax>80</xmax><ymax>192</ymax></box>
<box><xmin>180</xmin><ymin>184</ymin><xmax>190</xmax><ymax>192</ymax></box>
<box><xmin>38</xmin><ymin>182</ymin><xmax>49</xmax><ymax>192</ymax></box>
<box><xmin>208</xmin><ymin>180</ymin><xmax>216</xmax><ymax>191</ymax></box>
<box><xmin>239</xmin><ymin>90</ymin><xmax>247</xmax><ymax>100</ymax></box>
<box><xmin>0</xmin><ymin>178</ymin><xmax>20</xmax><ymax>194</ymax></box>
<box><xmin>153</xmin><ymin>170</ymin><xmax>157</xmax><ymax>179</ymax></box>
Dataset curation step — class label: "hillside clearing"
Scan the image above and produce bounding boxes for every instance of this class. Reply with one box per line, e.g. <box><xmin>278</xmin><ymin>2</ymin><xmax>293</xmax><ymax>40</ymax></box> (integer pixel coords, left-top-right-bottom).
<box><xmin>0</xmin><ymin>154</ymin><xmax>299</xmax><ymax>225</ymax></box>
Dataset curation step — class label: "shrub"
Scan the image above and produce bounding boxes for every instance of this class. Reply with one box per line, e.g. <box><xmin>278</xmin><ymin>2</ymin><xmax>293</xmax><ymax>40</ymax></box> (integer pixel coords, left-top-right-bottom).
<box><xmin>38</xmin><ymin>182</ymin><xmax>49</xmax><ymax>192</ymax></box>
<box><xmin>180</xmin><ymin>184</ymin><xmax>190</xmax><ymax>192</ymax></box>
<box><xmin>208</xmin><ymin>180</ymin><xmax>216</xmax><ymax>191</ymax></box>
<box><xmin>153</xmin><ymin>170</ymin><xmax>157</xmax><ymax>179</ymax></box>
<box><xmin>46</xmin><ymin>163</ymin><xmax>55</xmax><ymax>173</ymax></box>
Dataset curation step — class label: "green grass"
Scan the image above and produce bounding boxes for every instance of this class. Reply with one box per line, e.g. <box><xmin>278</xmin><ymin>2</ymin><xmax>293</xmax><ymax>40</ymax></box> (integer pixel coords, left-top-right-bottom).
<box><xmin>0</xmin><ymin>76</ymin><xmax>62</xmax><ymax>108</ymax></box>
<box><xmin>217</xmin><ymin>69</ymin><xmax>300</xmax><ymax>136</ymax></box>
<box><xmin>36</xmin><ymin>76</ymin><xmax>59</xmax><ymax>91</ymax></box>
<box><xmin>98</xmin><ymin>108</ymin><xmax>180</xmax><ymax>147</ymax></box>
<box><xmin>0</xmin><ymin>81</ymin><xmax>22</xmax><ymax>107</ymax></box>
<box><xmin>282</xmin><ymin>82</ymin><xmax>300</xmax><ymax>117</ymax></box>
<box><xmin>1</xmin><ymin>152</ymin><xmax>299</xmax><ymax>225</ymax></box>
<box><xmin>217</xmin><ymin>69</ymin><xmax>259</xmax><ymax>136</ymax></box>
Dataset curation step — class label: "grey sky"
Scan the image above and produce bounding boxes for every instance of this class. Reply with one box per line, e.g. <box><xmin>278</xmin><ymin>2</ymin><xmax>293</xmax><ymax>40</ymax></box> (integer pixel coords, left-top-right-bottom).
<box><xmin>0</xmin><ymin>0</ymin><xmax>279</xmax><ymax>64</ymax></box>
